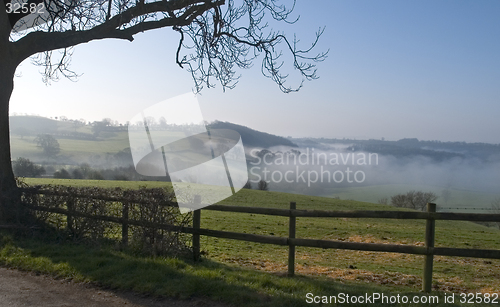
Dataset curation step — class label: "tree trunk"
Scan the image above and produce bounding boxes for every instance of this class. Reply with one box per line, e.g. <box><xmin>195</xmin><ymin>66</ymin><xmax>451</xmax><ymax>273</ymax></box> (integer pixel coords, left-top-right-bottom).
<box><xmin>0</xmin><ymin>55</ymin><xmax>22</xmax><ymax>223</ymax></box>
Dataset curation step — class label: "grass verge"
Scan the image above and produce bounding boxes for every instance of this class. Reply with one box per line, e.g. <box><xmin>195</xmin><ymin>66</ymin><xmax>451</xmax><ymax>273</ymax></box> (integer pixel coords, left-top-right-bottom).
<box><xmin>0</xmin><ymin>231</ymin><xmax>483</xmax><ymax>307</ymax></box>
<box><xmin>14</xmin><ymin>178</ymin><xmax>500</xmax><ymax>304</ymax></box>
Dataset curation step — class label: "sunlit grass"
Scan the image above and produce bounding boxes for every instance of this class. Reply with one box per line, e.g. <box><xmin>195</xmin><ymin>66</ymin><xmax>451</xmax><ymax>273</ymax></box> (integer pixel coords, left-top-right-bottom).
<box><xmin>20</xmin><ymin>178</ymin><xmax>500</xmax><ymax>293</ymax></box>
<box><xmin>0</xmin><ymin>233</ymin><xmax>474</xmax><ymax>307</ymax></box>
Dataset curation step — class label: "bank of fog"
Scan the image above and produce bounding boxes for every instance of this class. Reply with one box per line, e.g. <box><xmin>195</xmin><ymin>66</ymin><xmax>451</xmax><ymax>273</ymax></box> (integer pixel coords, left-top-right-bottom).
<box><xmin>246</xmin><ymin>146</ymin><xmax>500</xmax><ymax>198</ymax></box>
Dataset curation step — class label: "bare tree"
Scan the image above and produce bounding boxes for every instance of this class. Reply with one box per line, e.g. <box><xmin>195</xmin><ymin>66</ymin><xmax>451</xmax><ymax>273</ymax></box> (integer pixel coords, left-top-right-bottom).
<box><xmin>377</xmin><ymin>197</ymin><xmax>388</xmax><ymax>206</ymax></box>
<box><xmin>0</xmin><ymin>0</ymin><xmax>327</xmax><ymax>223</ymax></box>
<box><xmin>491</xmin><ymin>198</ymin><xmax>500</xmax><ymax>229</ymax></box>
<box><xmin>390</xmin><ymin>190</ymin><xmax>438</xmax><ymax>211</ymax></box>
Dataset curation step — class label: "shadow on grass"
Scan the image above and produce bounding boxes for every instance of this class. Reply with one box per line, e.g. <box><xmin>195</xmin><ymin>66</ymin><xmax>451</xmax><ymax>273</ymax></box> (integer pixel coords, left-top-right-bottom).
<box><xmin>0</xmin><ymin>230</ymin><xmax>468</xmax><ymax>307</ymax></box>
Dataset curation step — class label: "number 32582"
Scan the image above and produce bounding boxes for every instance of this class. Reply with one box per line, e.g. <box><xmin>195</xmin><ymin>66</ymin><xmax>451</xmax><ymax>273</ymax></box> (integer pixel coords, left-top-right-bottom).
<box><xmin>6</xmin><ymin>2</ymin><xmax>45</xmax><ymax>14</ymax></box>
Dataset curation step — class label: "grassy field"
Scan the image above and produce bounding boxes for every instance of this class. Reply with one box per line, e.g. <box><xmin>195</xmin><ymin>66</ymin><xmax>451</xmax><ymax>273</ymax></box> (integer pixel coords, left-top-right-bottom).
<box><xmin>2</xmin><ymin>232</ymin><xmax>468</xmax><ymax>307</ymax></box>
<box><xmin>21</xmin><ymin>178</ymin><xmax>500</xmax><ymax>295</ymax></box>
<box><xmin>13</xmin><ymin>130</ymin><xmax>500</xmax><ymax>210</ymax></box>
<box><xmin>10</xmin><ymin>132</ymin><xmax>129</xmax><ymax>163</ymax></box>
<box><xmin>323</xmin><ymin>184</ymin><xmax>500</xmax><ymax>212</ymax></box>
<box><xmin>11</xmin><ymin>120</ymin><xmax>500</xmax><ymax>211</ymax></box>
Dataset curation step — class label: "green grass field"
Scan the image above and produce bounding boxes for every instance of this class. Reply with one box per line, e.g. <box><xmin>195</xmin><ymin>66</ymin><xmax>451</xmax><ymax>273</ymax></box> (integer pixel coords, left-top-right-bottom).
<box><xmin>20</xmin><ymin>178</ymin><xmax>500</xmax><ymax>294</ymax></box>
<box><xmin>3</xmin><ymin>233</ymin><xmax>468</xmax><ymax>307</ymax></box>
<box><xmin>10</xmin><ymin>131</ymin><xmax>130</xmax><ymax>163</ymax></box>
<box><xmin>7</xmin><ymin>117</ymin><xmax>500</xmax><ymax>305</ymax></box>
<box><xmin>11</xmin><ymin>120</ymin><xmax>500</xmax><ymax>211</ymax></box>
<box><xmin>323</xmin><ymin>184</ymin><xmax>500</xmax><ymax>212</ymax></box>
<box><xmin>13</xmin><ymin>133</ymin><xmax>500</xmax><ymax>211</ymax></box>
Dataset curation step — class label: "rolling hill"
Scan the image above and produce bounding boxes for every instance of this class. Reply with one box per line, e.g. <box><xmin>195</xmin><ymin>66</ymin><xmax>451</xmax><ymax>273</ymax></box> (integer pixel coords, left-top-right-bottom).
<box><xmin>9</xmin><ymin>116</ymin><xmax>297</xmax><ymax>165</ymax></box>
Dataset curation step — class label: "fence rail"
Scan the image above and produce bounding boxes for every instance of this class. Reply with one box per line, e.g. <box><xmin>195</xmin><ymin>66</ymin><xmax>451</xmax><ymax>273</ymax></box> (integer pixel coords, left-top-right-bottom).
<box><xmin>205</xmin><ymin>204</ymin><xmax>500</xmax><ymax>221</ymax></box>
<box><xmin>20</xmin><ymin>189</ymin><xmax>500</xmax><ymax>293</ymax></box>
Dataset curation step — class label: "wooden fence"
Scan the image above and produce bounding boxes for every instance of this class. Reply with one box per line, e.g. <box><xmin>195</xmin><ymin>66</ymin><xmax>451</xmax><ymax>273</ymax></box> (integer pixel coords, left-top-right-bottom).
<box><xmin>21</xmin><ymin>191</ymin><xmax>500</xmax><ymax>293</ymax></box>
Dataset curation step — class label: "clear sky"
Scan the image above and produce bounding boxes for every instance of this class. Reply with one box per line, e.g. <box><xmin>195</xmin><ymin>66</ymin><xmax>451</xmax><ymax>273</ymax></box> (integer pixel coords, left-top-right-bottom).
<box><xmin>9</xmin><ymin>0</ymin><xmax>500</xmax><ymax>143</ymax></box>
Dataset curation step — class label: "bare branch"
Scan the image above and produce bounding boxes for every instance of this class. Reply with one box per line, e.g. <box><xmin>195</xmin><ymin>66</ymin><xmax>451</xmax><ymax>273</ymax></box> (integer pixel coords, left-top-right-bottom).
<box><xmin>7</xmin><ymin>0</ymin><xmax>326</xmax><ymax>91</ymax></box>
<box><xmin>13</xmin><ymin>1</ymin><xmax>222</xmax><ymax>63</ymax></box>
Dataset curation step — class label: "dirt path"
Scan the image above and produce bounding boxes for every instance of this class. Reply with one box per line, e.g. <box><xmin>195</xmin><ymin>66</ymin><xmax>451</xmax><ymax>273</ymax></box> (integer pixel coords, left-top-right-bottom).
<box><xmin>0</xmin><ymin>267</ymin><xmax>230</xmax><ymax>307</ymax></box>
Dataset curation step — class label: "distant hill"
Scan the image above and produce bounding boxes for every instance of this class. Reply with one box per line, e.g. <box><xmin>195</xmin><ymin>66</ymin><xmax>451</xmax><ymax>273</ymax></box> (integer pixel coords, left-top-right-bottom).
<box><xmin>292</xmin><ymin>137</ymin><xmax>500</xmax><ymax>162</ymax></box>
<box><xmin>9</xmin><ymin>116</ymin><xmax>297</xmax><ymax>151</ymax></box>
<box><xmin>10</xmin><ymin>115</ymin><xmax>96</xmax><ymax>140</ymax></box>
<box><xmin>207</xmin><ymin>120</ymin><xmax>297</xmax><ymax>149</ymax></box>
<box><xmin>10</xmin><ymin>116</ymin><xmax>58</xmax><ymax>136</ymax></box>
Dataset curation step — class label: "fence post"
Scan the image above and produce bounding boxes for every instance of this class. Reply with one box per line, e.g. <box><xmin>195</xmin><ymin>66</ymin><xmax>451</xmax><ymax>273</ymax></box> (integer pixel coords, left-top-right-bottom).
<box><xmin>122</xmin><ymin>202</ymin><xmax>129</xmax><ymax>247</ymax></box>
<box><xmin>193</xmin><ymin>195</ymin><xmax>201</xmax><ymax>261</ymax></box>
<box><xmin>66</xmin><ymin>199</ymin><xmax>74</xmax><ymax>234</ymax></box>
<box><xmin>288</xmin><ymin>201</ymin><xmax>296</xmax><ymax>277</ymax></box>
<box><xmin>423</xmin><ymin>203</ymin><xmax>436</xmax><ymax>293</ymax></box>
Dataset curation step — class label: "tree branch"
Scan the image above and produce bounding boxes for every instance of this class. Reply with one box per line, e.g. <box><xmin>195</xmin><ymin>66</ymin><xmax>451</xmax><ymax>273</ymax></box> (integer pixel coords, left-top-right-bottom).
<box><xmin>12</xmin><ymin>0</ymin><xmax>223</xmax><ymax>64</ymax></box>
<box><xmin>7</xmin><ymin>0</ymin><xmax>326</xmax><ymax>93</ymax></box>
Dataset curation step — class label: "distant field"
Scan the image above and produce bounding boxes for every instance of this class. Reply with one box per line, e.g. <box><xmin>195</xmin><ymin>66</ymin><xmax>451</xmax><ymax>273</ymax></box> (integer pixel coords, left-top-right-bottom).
<box><xmin>10</xmin><ymin>133</ymin><xmax>129</xmax><ymax>158</ymax></box>
<box><xmin>11</xmin><ymin>116</ymin><xmax>500</xmax><ymax>212</ymax></box>
<box><xmin>10</xmin><ymin>135</ymin><xmax>130</xmax><ymax>168</ymax></box>
<box><xmin>23</xmin><ymin>178</ymin><xmax>500</xmax><ymax>292</ymax></box>
<box><xmin>322</xmin><ymin>184</ymin><xmax>500</xmax><ymax>212</ymax></box>
<box><xmin>10</xmin><ymin>115</ymin><xmax>130</xmax><ymax>163</ymax></box>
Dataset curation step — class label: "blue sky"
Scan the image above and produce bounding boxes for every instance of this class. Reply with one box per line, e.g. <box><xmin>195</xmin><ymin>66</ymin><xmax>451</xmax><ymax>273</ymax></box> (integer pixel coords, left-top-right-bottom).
<box><xmin>9</xmin><ymin>0</ymin><xmax>500</xmax><ymax>143</ymax></box>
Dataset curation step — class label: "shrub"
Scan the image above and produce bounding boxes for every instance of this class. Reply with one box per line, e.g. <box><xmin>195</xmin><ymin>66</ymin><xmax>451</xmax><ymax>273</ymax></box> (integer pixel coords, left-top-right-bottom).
<box><xmin>377</xmin><ymin>197</ymin><xmax>388</xmax><ymax>205</ymax></box>
<box><xmin>113</xmin><ymin>174</ymin><xmax>129</xmax><ymax>181</ymax></box>
<box><xmin>257</xmin><ymin>180</ymin><xmax>269</xmax><ymax>191</ymax></box>
<box><xmin>12</xmin><ymin>157</ymin><xmax>45</xmax><ymax>178</ymax></box>
<box><xmin>72</xmin><ymin>169</ymin><xmax>84</xmax><ymax>179</ymax></box>
<box><xmin>21</xmin><ymin>185</ymin><xmax>191</xmax><ymax>256</ymax></box>
<box><xmin>243</xmin><ymin>180</ymin><xmax>252</xmax><ymax>189</ymax></box>
<box><xmin>88</xmin><ymin>171</ymin><xmax>104</xmax><ymax>180</ymax></box>
<box><xmin>53</xmin><ymin>168</ymin><xmax>72</xmax><ymax>179</ymax></box>
<box><xmin>76</xmin><ymin>163</ymin><xmax>92</xmax><ymax>178</ymax></box>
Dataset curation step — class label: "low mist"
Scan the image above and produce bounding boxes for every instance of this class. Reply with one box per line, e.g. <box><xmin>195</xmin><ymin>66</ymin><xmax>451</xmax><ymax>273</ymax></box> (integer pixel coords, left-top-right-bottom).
<box><xmin>247</xmin><ymin>143</ymin><xmax>500</xmax><ymax>210</ymax></box>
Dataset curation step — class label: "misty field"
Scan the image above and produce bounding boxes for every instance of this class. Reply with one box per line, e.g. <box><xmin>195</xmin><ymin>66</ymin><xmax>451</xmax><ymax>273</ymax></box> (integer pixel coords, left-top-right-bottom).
<box><xmin>11</xmin><ymin>115</ymin><xmax>500</xmax><ymax>212</ymax></box>
<box><xmin>10</xmin><ymin>133</ymin><xmax>129</xmax><ymax>161</ymax></box>
<box><xmin>322</xmin><ymin>184</ymin><xmax>500</xmax><ymax>212</ymax></box>
<box><xmin>22</xmin><ymin>178</ymin><xmax>500</xmax><ymax>293</ymax></box>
